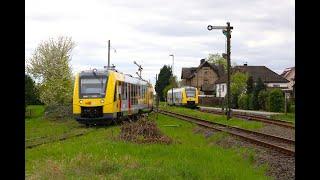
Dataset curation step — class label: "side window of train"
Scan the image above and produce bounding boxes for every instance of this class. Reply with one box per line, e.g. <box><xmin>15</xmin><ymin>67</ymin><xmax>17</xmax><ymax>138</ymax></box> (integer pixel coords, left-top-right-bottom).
<box><xmin>114</xmin><ymin>81</ymin><xmax>117</xmax><ymax>101</ymax></box>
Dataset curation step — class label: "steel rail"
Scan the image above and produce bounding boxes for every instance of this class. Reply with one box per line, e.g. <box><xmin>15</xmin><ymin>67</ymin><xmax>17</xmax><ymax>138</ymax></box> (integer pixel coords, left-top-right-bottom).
<box><xmin>199</xmin><ymin>108</ymin><xmax>294</xmax><ymax>129</ymax></box>
<box><xmin>159</xmin><ymin>110</ymin><xmax>295</xmax><ymax>156</ymax></box>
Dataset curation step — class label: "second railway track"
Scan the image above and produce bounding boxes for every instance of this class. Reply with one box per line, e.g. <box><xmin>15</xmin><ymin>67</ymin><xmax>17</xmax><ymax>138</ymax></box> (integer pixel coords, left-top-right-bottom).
<box><xmin>159</xmin><ymin>109</ymin><xmax>295</xmax><ymax>156</ymax></box>
<box><xmin>199</xmin><ymin>108</ymin><xmax>295</xmax><ymax>129</ymax></box>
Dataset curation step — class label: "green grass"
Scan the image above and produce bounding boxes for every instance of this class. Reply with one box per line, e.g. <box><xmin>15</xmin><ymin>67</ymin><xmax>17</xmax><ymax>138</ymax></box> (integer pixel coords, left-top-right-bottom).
<box><xmin>25</xmin><ymin>105</ymin><xmax>90</xmax><ymax>147</ymax></box>
<box><xmin>271</xmin><ymin>113</ymin><xmax>295</xmax><ymax>123</ymax></box>
<box><xmin>25</xmin><ymin>105</ymin><xmax>45</xmax><ymax>118</ymax></box>
<box><xmin>26</xmin><ymin>112</ymin><xmax>270</xmax><ymax>179</ymax></box>
<box><xmin>159</xmin><ymin>103</ymin><xmax>264</xmax><ymax>130</ymax></box>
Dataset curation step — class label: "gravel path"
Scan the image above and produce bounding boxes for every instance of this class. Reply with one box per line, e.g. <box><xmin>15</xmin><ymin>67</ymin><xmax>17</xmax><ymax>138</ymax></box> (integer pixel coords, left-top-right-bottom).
<box><xmin>194</xmin><ymin>126</ymin><xmax>295</xmax><ymax>180</ymax></box>
<box><xmin>258</xmin><ymin>124</ymin><xmax>295</xmax><ymax>141</ymax></box>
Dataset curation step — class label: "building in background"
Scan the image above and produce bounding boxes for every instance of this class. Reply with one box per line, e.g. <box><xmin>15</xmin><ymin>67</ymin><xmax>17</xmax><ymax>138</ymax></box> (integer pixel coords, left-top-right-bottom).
<box><xmin>181</xmin><ymin>59</ymin><xmax>225</xmax><ymax>95</ymax></box>
<box><xmin>215</xmin><ymin>63</ymin><xmax>289</xmax><ymax>97</ymax></box>
<box><xmin>281</xmin><ymin>67</ymin><xmax>295</xmax><ymax>98</ymax></box>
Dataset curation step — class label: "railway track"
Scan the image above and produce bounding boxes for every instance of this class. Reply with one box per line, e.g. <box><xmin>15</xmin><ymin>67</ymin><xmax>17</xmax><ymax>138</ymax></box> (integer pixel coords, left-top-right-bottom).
<box><xmin>159</xmin><ymin>109</ymin><xmax>295</xmax><ymax>156</ymax></box>
<box><xmin>26</xmin><ymin>130</ymin><xmax>92</xmax><ymax>149</ymax></box>
<box><xmin>199</xmin><ymin>108</ymin><xmax>294</xmax><ymax>129</ymax></box>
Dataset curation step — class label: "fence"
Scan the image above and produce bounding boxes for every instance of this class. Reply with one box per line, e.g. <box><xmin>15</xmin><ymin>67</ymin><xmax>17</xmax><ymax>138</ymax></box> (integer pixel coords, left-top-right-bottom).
<box><xmin>198</xmin><ymin>96</ymin><xmax>224</xmax><ymax>107</ymax></box>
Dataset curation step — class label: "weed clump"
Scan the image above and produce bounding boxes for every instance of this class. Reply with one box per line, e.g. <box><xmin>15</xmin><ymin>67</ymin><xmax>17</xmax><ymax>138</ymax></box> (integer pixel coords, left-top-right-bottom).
<box><xmin>119</xmin><ymin>117</ymin><xmax>172</xmax><ymax>144</ymax></box>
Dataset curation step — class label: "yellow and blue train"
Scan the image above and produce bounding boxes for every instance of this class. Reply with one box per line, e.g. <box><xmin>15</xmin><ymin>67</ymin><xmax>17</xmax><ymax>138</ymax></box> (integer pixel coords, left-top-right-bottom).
<box><xmin>73</xmin><ymin>68</ymin><xmax>153</xmax><ymax>125</ymax></box>
<box><xmin>167</xmin><ymin>86</ymin><xmax>199</xmax><ymax>108</ymax></box>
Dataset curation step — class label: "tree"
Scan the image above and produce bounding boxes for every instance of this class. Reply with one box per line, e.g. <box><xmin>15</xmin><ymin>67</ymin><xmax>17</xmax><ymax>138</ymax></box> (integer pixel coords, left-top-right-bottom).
<box><xmin>162</xmin><ymin>75</ymin><xmax>179</xmax><ymax>100</ymax></box>
<box><xmin>238</xmin><ymin>94</ymin><xmax>249</xmax><ymax>109</ymax></box>
<box><xmin>207</xmin><ymin>53</ymin><xmax>227</xmax><ymax>70</ymax></box>
<box><xmin>155</xmin><ymin>65</ymin><xmax>172</xmax><ymax>101</ymax></box>
<box><xmin>27</xmin><ymin>36</ymin><xmax>75</xmax><ymax>107</ymax></box>
<box><xmin>246</xmin><ymin>76</ymin><xmax>254</xmax><ymax>95</ymax></box>
<box><xmin>254</xmin><ymin>78</ymin><xmax>266</xmax><ymax>93</ymax></box>
<box><xmin>231</xmin><ymin>72</ymin><xmax>248</xmax><ymax>95</ymax></box>
<box><xmin>252</xmin><ymin>78</ymin><xmax>266</xmax><ymax>110</ymax></box>
<box><xmin>25</xmin><ymin>74</ymin><xmax>41</xmax><ymax>106</ymax></box>
<box><xmin>258</xmin><ymin>90</ymin><xmax>269</xmax><ymax>111</ymax></box>
<box><xmin>230</xmin><ymin>72</ymin><xmax>248</xmax><ymax>108</ymax></box>
<box><xmin>268</xmin><ymin>88</ymin><xmax>285</xmax><ymax>112</ymax></box>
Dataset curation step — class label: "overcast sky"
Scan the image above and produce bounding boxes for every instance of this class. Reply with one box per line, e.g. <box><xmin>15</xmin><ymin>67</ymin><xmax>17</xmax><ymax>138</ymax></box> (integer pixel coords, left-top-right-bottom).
<box><xmin>25</xmin><ymin>0</ymin><xmax>295</xmax><ymax>86</ymax></box>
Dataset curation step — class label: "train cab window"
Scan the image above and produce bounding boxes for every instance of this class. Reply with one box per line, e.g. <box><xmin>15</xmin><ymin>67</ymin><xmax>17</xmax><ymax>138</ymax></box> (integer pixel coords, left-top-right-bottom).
<box><xmin>79</xmin><ymin>75</ymin><xmax>108</xmax><ymax>98</ymax></box>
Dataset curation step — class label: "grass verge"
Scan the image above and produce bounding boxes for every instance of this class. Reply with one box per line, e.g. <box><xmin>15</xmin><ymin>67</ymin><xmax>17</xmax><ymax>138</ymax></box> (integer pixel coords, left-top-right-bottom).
<box><xmin>26</xmin><ymin>111</ymin><xmax>270</xmax><ymax>179</ymax></box>
<box><xmin>159</xmin><ymin>104</ymin><xmax>264</xmax><ymax>130</ymax></box>
<box><xmin>271</xmin><ymin>113</ymin><xmax>295</xmax><ymax>123</ymax></box>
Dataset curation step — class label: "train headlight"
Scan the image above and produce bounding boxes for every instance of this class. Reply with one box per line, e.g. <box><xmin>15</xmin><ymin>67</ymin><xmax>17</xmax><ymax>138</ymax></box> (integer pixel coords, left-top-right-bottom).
<box><xmin>100</xmin><ymin>99</ymin><xmax>105</xmax><ymax>103</ymax></box>
<box><xmin>79</xmin><ymin>100</ymin><xmax>83</xmax><ymax>104</ymax></box>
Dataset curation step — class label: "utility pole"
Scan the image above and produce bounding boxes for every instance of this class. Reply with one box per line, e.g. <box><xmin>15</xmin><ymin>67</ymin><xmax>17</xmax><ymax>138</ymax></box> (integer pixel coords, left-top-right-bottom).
<box><xmin>169</xmin><ymin>54</ymin><xmax>174</xmax><ymax>105</ymax></box>
<box><xmin>207</xmin><ymin>22</ymin><xmax>233</xmax><ymax>120</ymax></box>
<box><xmin>108</xmin><ymin>40</ymin><xmax>111</xmax><ymax>68</ymax></box>
<box><xmin>134</xmin><ymin>61</ymin><xmax>143</xmax><ymax>78</ymax></box>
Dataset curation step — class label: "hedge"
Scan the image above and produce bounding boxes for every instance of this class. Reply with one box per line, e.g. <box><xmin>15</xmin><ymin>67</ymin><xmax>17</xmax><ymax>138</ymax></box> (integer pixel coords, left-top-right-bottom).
<box><xmin>268</xmin><ymin>88</ymin><xmax>285</xmax><ymax>112</ymax></box>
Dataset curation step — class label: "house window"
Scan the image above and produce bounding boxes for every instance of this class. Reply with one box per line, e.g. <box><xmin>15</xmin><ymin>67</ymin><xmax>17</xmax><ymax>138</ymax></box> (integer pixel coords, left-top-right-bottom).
<box><xmin>273</xmin><ymin>84</ymin><xmax>280</xmax><ymax>87</ymax></box>
<box><xmin>222</xmin><ymin>84</ymin><xmax>224</xmax><ymax>92</ymax></box>
<box><xmin>204</xmin><ymin>80</ymin><xmax>208</xmax><ymax>85</ymax></box>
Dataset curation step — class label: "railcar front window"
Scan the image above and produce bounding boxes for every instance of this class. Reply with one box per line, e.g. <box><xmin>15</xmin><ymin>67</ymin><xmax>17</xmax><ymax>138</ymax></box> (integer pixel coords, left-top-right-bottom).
<box><xmin>80</xmin><ymin>76</ymin><xmax>108</xmax><ymax>98</ymax></box>
<box><xmin>185</xmin><ymin>88</ymin><xmax>196</xmax><ymax>98</ymax></box>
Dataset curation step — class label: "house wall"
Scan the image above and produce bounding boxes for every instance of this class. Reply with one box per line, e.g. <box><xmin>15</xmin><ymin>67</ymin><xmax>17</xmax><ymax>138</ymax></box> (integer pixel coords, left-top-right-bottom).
<box><xmin>216</xmin><ymin>83</ymin><xmax>227</xmax><ymax>97</ymax></box>
<box><xmin>190</xmin><ymin>66</ymin><xmax>219</xmax><ymax>89</ymax></box>
<box><xmin>284</xmin><ymin>69</ymin><xmax>295</xmax><ymax>90</ymax></box>
<box><xmin>266</xmin><ymin>83</ymin><xmax>288</xmax><ymax>88</ymax></box>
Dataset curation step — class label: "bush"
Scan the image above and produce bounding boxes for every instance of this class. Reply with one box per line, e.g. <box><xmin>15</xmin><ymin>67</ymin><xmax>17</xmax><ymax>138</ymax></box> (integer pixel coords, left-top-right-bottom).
<box><xmin>238</xmin><ymin>94</ymin><xmax>249</xmax><ymax>110</ymax></box>
<box><xmin>268</xmin><ymin>88</ymin><xmax>284</xmax><ymax>112</ymax></box>
<box><xmin>44</xmin><ymin>105</ymin><xmax>73</xmax><ymax>119</ymax></box>
<box><xmin>251</xmin><ymin>92</ymin><xmax>259</xmax><ymax>110</ymax></box>
<box><xmin>258</xmin><ymin>90</ymin><xmax>269</xmax><ymax>111</ymax></box>
<box><xmin>286</xmin><ymin>98</ymin><xmax>295</xmax><ymax>113</ymax></box>
<box><xmin>231</xmin><ymin>93</ymin><xmax>239</xmax><ymax>109</ymax></box>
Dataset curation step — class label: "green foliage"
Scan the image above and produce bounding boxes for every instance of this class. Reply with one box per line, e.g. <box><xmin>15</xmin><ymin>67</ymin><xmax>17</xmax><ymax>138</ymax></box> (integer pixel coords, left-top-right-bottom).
<box><xmin>25</xmin><ymin>74</ymin><xmax>42</xmax><ymax>106</ymax></box>
<box><xmin>251</xmin><ymin>91</ymin><xmax>259</xmax><ymax>110</ymax></box>
<box><xmin>268</xmin><ymin>88</ymin><xmax>285</xmax><ymax>112</ymax></box>
<box><xmin>258</xmin><ymin>90</ymin><xmax>269</xmax><ymax>111</ymax></box>
<box><xmin>27</xmin><ymin>36</ymin><xmax>75</xmax><ymax>107</ymax></box>
<box><xmin>231</xmin><ymin>72</ymin><xmax>248</xmax><ymax>95</ymax></box>
<box><xmin>229</xmin><ymin>72</ymin><xmax>248</xmax><ymax>108</ymax></box>
<box><xmin>254</xmin><ymin>78</ymin><xmax>266</xmax><ymax>93</ymax></box>
<box><xmin>238</xmin><ymin>94</ymin><xmax>249</xmax><ymax>110</ymax></box>
<box><xmin>155</xmin><ymin>65</ymin><xmax>173</xmax><ymax>101</ymax></box>
<box><xmin>207</xmin><ymin>53</ymin><xmax>227</xmax><ymax>70</ymax></box>
<box><xmin>231</xmin><ymin>92</ymin><xmax>239</xmax><ymax>109</ymax></box>
<box><xmin>162</xmin><ymin>84</ymin><xmax>174</xmax><ymax>100</ymax></box>
<box><xmin>285</xmin><ymin>98</ymin><xmax>295</xmax><ymax>113</ymax></box>
<box><xmin>248</xmin><ymin>93</ymin><xmax>255</xmax><ymax>110</ymax></box>
<box><xmin>246</xmin><ymin>76</ymin><xmax>254</xmax><ymax>94</ymax></box>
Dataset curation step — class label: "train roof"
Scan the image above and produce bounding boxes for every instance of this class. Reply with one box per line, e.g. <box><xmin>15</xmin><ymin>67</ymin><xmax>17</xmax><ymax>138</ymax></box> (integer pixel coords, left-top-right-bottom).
<box><xmin>78</xmin><ymin>69</ymin><xmax>151</xmax><ymax>86</ymax></box>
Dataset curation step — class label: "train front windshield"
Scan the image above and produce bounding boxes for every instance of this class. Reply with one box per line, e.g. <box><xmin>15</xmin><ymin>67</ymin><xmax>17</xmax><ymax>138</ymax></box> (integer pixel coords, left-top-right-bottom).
<box><xmin>79</xmin><ymin>75</ymin><xmax>108</xmax><ymax>98</ymax></box>
<box><xmin>185</xmin><ymin>88</ymin><xmax>196</xmax><ymax>98</ymax></box>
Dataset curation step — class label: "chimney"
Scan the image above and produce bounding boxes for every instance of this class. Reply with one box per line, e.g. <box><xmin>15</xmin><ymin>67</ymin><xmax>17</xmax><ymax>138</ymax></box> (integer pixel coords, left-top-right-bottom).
<box><xmin>200</xmin><ymin>59</ymin><xmax>205</xmax><ymax>65</ymax></box>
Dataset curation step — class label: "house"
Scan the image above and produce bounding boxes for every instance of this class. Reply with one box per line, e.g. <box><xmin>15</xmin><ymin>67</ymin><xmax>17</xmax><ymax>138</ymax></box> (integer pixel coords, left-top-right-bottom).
<box><xmin>281</xmin><ymin>67</ymin><xmax>295</xmax><ymax>98</ymax></box>
<box><xmin>215</xmin><ymin>63</ymin><xmax>289</xmax><ymax>97</ymax></box>
<box><xmin>181</xmin><ymin>59</ymin><xmax>225</xmax><ymax>95</ymax></box>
